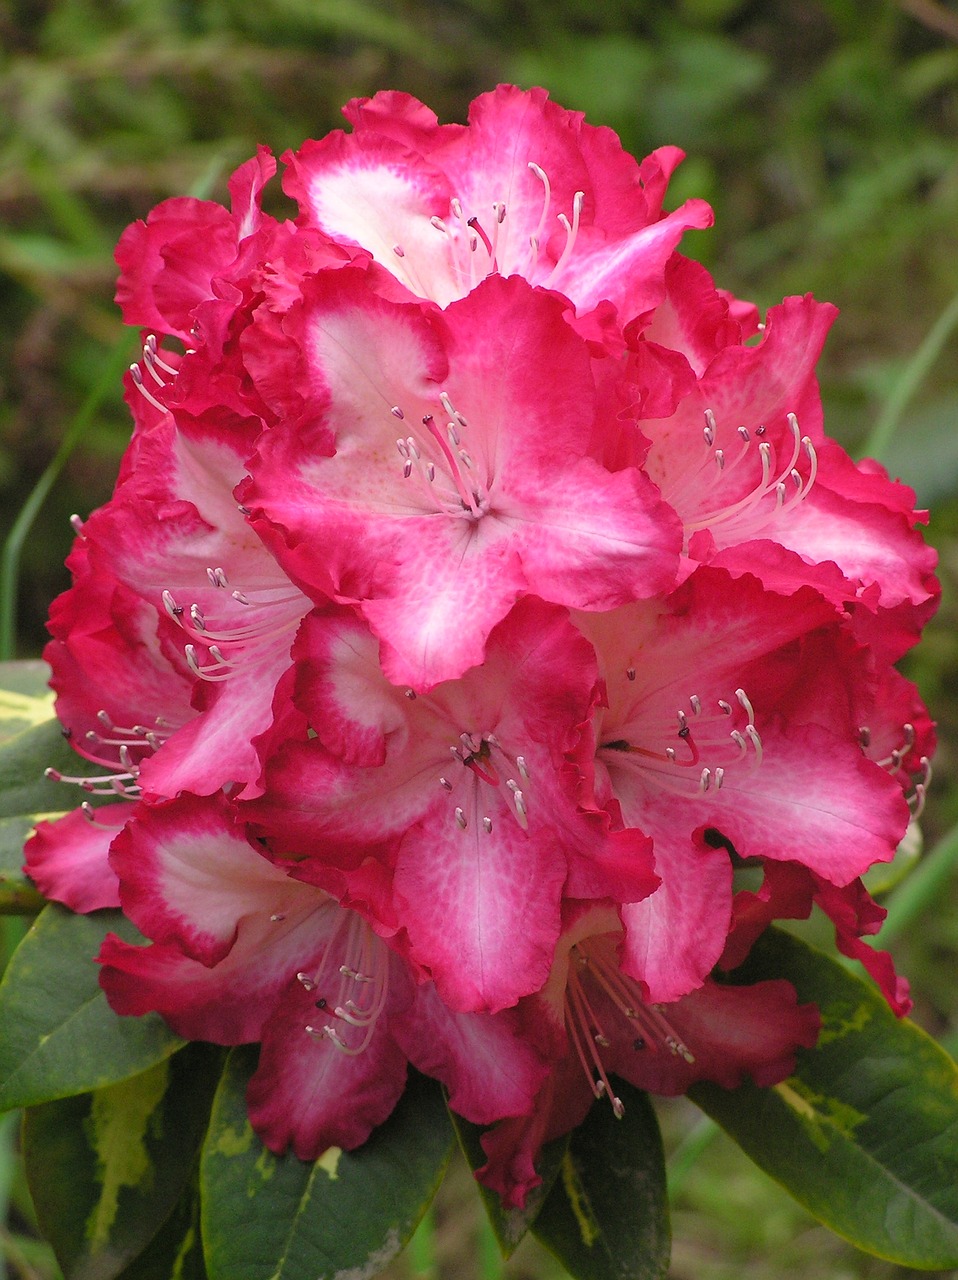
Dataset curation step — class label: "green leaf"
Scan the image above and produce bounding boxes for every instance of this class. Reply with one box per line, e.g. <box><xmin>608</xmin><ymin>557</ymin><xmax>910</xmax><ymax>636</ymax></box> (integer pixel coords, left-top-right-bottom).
<box><xmin>201</xmin><ymin>1048</ymin><xmax>454</xmax><ymax>1280</ymax></box>
<box><xmin>0</xmin><ymin>904</ymin><xmax>183</xmax><ymax>1110</ymax></box>
<box><xmin>691</xmin><ymin>927</ymin><xmax>958</xmax><ymax>1269</ymax></box>
<box><xmin>0</xmin><ymin>661</ymin><xmax>55</xmax><ymax>743</ymax></box>
<box><xmin>22</xmin><ymin>1044</ymin><xmax>222</xmax><ymax>1280</ymax></box>
<box><xmin>532</xmin><ymin>1081</ymin><xmax>670</xmax><ymax>1280</ymax></box>
<box><xmin>450</xmin><ymin>1110</ymin><xmax>569</xmax><ymax>1258</ymax></box>
<box><xmin>114</xmin><ymin>1175</ymin><xmax>208</xmax><ymax>1280</ymax></box>
<box><xmin>0</xmin><ymin>714</ymin><xmax>102</xmax><ymax>822</ymax></box>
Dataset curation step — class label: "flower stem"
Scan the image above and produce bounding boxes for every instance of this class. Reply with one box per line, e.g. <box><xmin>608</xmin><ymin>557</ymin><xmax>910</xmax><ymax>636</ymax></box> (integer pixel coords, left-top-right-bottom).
<box><xmin>859</xmin><ymin>285</ymin><xmax>958</xmax><ymax>465</ymax></box>
<box><xmin>879</xmin><ymin>821</ymin><xmax>958</xmax><ymax>946</ymax></box>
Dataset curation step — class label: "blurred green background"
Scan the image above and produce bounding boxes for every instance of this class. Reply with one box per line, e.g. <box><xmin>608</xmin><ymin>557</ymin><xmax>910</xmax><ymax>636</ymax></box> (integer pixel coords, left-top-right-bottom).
<box><xmin>1</xmin><ymin>1</ymin><xmax>958</xmax><ymax>1277</ymax></box>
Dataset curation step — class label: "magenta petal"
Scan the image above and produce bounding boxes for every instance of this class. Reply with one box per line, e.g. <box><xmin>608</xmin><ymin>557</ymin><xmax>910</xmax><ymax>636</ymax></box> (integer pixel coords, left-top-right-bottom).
<box><xmin>25</xmin><ymin>806</ymin><xmax>127</xmax><ymax>912</ymax></box>
<box><xmin>619</xmin><ymin>830</ymin><xmax>733</xmax><ymax>1003</ymax></box>
<box><xmin>109</xmin><ymin>793</ymin><xmax>317</xmax><ymax>965</ymax></box>
<box><xmin>608</xmin><ymin>978</ymin><xmax>821</xmax><ymax>1095</ymax></box>
<box><xmin>392</xmin><ymin>812</ymin><xmax>566</xmax><ymax>1013</ymax></box>
<box><xmin>396</xmin><ymin>984</ymin><xmax>547</xmax><ymax>1124</ymax></box>
<box><xmin>98</xmin><ymin>933</ymin><xmax>275</xmax><ymax>1043</ymax></box>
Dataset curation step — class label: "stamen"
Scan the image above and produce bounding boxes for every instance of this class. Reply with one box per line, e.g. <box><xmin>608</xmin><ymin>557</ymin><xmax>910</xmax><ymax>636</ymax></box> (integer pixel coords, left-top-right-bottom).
<box><xmin>527</xmin><ymin>162</ymin><xmax>552</xmax><ymax>258</ymax></box>
<box><xmin>300</xmin><ymin>911</ymin><xmax>389</xmax><ymax>1056</ymax></box>
<box><xmin>545</xmin><ymin>191</ymin><xmax>585</xmax><ymax>285</ymax></box>
<box><xmin>565</xmin><ymin>936</ymin><xmax>697</xmax><ymax>1119</ymax></box>
<box><xmin>129</xmin><ymin>364</ymin><xmax>166</xmax><ymax>413</ymax></box>
<box><xmin>467</xmin><ymin>216</ymin><xmax>493</xmax><ymax>259</ymax></box>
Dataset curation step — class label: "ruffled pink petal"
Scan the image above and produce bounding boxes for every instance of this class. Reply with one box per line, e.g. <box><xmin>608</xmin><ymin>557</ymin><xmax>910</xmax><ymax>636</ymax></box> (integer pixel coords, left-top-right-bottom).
<box><xmin>284</xmin><ymin>130</ymin><xmax>458</xmax><ymax>304</ymax></box>
<box><xmin>245</xmin><ymin>269</ymin><xmax>680</xmax><ymax>687</ymax></box>
<box><xmin>813</xmin><ymin>877</ymin><xmax>912</xmax><ymax>1015</ymax></box>
<box><xmin>114</xmin><ymin>197</ymin><xmax>236</xmax><ymax>341</ymax></box>
<box><xmin>98</xmin><ymin>933</ymin><xmax>276</xmax><ymax>1043</ymax></box>
<box><xmin>45</xmin><ymin>541</ymin><xmax>194</xmax><ymax>769</ymax></box>
<box><xmin>24</xmin><ymin>805</ymin><xmax>127</xmax><ymax>912</ymax></box>
<box><xmin>108</xmin><ymin>793</ymin><xmax>318</xmax><ymax>965</ymax></box>
<box><xmin>476</xmin><ymin>1055</ymin><xmax>594</xmax><ymax>1210</ymax></box>
<box><xmin>618</xmin><ymin>828</ymin><xmax>733</xmax><ymax>1003</ymax></box>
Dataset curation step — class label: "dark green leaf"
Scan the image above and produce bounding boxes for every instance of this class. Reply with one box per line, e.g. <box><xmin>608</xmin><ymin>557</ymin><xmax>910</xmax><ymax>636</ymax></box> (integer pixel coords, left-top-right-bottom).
<box><xmin>450</xmin><ymin>1110</ymin><xmax>569</xmax><ymax>1258</ymax></box>
<box><xmin>201</xmin><ymin>1048</ymin><xmax>454</xmax><ymax>1280</ymax></box>
<box><xmin>691</xmin><ymin>927</ymin><xmax>958</xmax><ymax>1269</ymax></box>
<box><xmin>22</xmin><ymin>1044</ymin><xmax>222</xmax><ymax>1280</ymax></box>
<box><xmin>114</xmin><ymin>1175</ymin><xmax>208</xmax><ymax>1280</ymax></box>
<box><xmin>0</xmin><ymin>714</ymin><xmax>102</xmax><ymax>821</ymax></box>
<box><xmin>533</xmin><ymin>1081</ymin><xmax>670</xmax><ymax>1280</ymax></box>
<box><xmin>0</xmin><ymin>904</ymin><xmax>183</xmax><ymax>1110</ymax></box>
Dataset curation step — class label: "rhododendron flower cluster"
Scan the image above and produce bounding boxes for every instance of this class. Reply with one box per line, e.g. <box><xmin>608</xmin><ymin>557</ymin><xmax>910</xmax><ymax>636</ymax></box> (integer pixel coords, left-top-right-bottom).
<box><xmin>28</xmin><ymin>86</ymin><xmax>937</xmax><ymax>1208</ymax></box>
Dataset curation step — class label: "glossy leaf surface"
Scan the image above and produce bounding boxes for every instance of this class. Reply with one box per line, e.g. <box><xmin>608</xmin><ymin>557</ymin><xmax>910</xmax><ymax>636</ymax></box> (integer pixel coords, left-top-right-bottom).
<box><xmin>532</xmin><ymin>1080</ymin><xmax>670</xmax><ymax>1280</ymax></box>
<box><xmin>22</xmin><ymin>1044</ymin><xmax>222</xmax><ymax>1280</ymax></box>
<box><xmin>201</xmin><ymin>1048</ymin><xmax>454</xmax><ymax>1280</ymax></box>
<box><xmin>692</xmin><ymin>927</ymin><xmax>958</xmax><ymax>1269</ymax></box>
<box><xmin>0</xmin><ymin>904</ymin><xmax>183</xmax><ymax>1110</ymax></box>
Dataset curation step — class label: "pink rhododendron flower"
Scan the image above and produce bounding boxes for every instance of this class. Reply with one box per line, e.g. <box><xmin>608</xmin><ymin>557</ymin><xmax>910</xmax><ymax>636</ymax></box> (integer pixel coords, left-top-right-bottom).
<box><xmin>620</xmin><ymin>257</ymin><xmax>939</xmax><ymax>659</ymax></box>
<box><xmin>574</xmin><ymin>567</ymin><xmax>916</xmax><ymax>1003</ymax></box>
<box><xmin>282</xmin><ymin>85</ymin><xmax>713</xmax><ymax>329</ymax></box>
<box><xmin>27</xmin><ymin>84</ymin><xmax>937</xmax><ymax>1199</ymax></box>
<box><xmin>242</xmin><ymin>268</ymin><xmax>682</xmax><ymax>688</ymax></box>
<box><xmin>96</xmin><ymin>793</ymin><xmax>546</xmax><ymax>1156</ymax></box>
<box><xmin>243</xmin><ymin>597</ymin><xmax>659</xmax><ymax>1013</ymax></box>
<box><xmin>476</xmin><ymin>903</ymin><xmax>821</xmax><ymax>1208</ymax></box>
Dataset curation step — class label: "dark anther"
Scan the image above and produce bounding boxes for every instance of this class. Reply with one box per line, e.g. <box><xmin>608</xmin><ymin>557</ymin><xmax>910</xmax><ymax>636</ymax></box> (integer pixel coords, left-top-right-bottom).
<box><xmin>633</xmin><ymin>1037</ymin><xmax>646</xmax><ymax>1051</ymax></box>
<box><xmin>315</xmin><ymin>998</ymin><xmax>327</xmax><ymax>1009</ymax></box>
<box><xmin>678</xmin><ymin>725</ymin><xmax>691</xmax><ymax>739</ymax></box>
